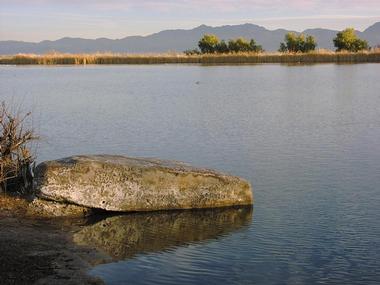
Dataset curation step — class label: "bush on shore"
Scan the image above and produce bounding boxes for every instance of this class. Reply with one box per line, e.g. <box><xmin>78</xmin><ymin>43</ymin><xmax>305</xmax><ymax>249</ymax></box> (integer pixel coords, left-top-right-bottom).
<box><xmin>279</xmin><ymin>33</ymin><xmax>317</xmax><ymax>53</ymax></box>
<box><xmin>0</xmin><ymin>102</ymin><xmax>37</xmax><ymax>193</ymax></box>
<box><xmin>333</xmin><ymin>28</ymin><xmax>369</xmax><ymax>52</ymax></box>
<box><xmin>193</xmin><ymin>34</ymin><xmax>264</xmax><ymax>54</ymax></box>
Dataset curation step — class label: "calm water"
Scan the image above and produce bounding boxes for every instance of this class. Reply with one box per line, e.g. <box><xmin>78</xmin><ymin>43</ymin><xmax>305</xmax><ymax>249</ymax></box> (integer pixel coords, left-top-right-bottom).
<box><xmin>1</xmin><ymin>64</ymin><xmax>380</xmax><ymax>284</ymax></box>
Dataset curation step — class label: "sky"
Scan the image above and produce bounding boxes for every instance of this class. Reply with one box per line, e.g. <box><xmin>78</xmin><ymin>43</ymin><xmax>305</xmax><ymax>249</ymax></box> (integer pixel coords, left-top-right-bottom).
<box><xmin>0</xmin><ymin>0</ymin><xmax>380</xmax><ymax>42</ymax></box>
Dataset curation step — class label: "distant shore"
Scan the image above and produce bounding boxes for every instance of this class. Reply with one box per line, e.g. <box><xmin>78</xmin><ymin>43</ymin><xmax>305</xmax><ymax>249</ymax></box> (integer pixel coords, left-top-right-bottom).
<box><xmin>1</xmin><ymin>51</ymin><xmax>380</xmax><ymax>65</ymax></box>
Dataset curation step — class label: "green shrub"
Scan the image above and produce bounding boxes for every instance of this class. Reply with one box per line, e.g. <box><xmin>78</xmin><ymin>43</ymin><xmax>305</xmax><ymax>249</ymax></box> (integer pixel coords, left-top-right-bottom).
<box><xmin>184</xmin><ymin>49</ymin><xmax>201</xmax><ymax>55</ymax></box>
<box><xmin>228</xmin><ymin>38</ymin><xmax>252</xmax><ymax>53</ymax></box>
<box><xmin>333</xmin><ymin>28</ymin><xmax>369</xmax><ymax>52</ymax></box>
<box><xmin>197</xmin><ymin>35</ymin><xmax>264</xmax><ymax>54</ymax></box>
<box><xmin>215</xmin><ymin>40</ymin><xmax>229</xmax><ymax>54</ymax></box>
<box><xmin>198</xmin><ymin>34</ymin><xmax>220</xmax><ymax>54</ymax></box>
<box><xmin>279</xmin><ymin>33</ymin><xmax>317</xmax><ymax>53</ymax></box>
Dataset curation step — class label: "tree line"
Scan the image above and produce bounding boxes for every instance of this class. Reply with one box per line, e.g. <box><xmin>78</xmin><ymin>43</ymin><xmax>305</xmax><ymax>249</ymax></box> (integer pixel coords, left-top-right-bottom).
<box><xmin>185</xmin><ymin>34</ymin><xmax>264</xmax><ymax>55</ymax></box>
<box><xmin>185</xmin><ymin>28</ymin><xmax>370</xmax><ymax>55</ymax></box>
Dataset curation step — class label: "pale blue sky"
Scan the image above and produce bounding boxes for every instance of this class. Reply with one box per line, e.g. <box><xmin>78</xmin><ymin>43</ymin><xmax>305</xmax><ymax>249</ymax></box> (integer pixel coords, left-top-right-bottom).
<box><xmin>1</xmin><ymin>0</ymin><xmax>379</xmax><ymax>41</ymax></box>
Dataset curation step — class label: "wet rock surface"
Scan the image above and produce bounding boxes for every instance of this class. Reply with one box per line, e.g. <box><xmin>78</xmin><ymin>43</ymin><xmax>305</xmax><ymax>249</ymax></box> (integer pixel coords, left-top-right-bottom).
<box><xmin>35</xmin><ymin>155</ymin><xmax>253</xmax><ymax>212</ymax></box>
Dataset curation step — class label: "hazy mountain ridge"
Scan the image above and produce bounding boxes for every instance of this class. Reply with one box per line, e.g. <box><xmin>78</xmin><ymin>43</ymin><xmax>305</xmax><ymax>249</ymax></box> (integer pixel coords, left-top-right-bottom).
<box><xmin>0</xmin><ymin>22</ymin><xmax>379</xmax><ymax>54</ymax></box>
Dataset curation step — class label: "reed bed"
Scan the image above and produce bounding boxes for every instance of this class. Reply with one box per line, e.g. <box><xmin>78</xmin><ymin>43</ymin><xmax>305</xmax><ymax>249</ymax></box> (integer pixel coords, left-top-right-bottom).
<box><xmin>1</xmin><ymin>50</ymin><xmax>380</xmax><ymax>65</ymax></box>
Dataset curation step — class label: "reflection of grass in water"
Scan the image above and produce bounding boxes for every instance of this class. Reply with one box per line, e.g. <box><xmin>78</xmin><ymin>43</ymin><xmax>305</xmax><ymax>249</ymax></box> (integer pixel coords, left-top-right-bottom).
<box><xmin>73</xmin><ymin>206</ymin><xmax>253</xmax><ymax>260</ymax></box>
<box><xmin>1</xmin><ymin>50</ymin><xmax>380</xmax><ymax>65</ymax></box>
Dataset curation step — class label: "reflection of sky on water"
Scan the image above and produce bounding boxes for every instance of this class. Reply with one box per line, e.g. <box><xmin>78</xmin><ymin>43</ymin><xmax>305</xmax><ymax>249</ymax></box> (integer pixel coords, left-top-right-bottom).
<box><xmin>1</xmin><ymin>64</ymin><xmax>380</xmax><ymax>284</ymax></box>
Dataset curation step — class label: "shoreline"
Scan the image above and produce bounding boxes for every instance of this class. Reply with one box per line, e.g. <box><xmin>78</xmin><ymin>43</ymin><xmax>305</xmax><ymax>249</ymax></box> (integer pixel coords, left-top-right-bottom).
<box><xmin>1</xmin><ymin>51</ymin><xmax>380</xmax><ymax>65</ymax></box>
<box><xmin>0</xmin><ymin>196</ymin><xmax>106</xmax><ymax>285</ymax></box>
<box><xmin>0</xmin><ymin>193</ymin><xmax>254</xmax><ymax>284</ymax></box>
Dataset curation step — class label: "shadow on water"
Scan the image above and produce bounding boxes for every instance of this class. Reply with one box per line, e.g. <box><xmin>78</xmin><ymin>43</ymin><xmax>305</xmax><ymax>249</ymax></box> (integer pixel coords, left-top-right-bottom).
<box><xmin>73</xmin><ymin>206</ymin><xmax>253</xmax><ymax>261</ymax></box>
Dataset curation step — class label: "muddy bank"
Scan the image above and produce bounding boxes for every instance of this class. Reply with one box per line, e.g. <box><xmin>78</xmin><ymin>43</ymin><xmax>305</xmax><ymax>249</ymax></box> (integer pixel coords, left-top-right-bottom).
<box><xmin>0</xmin><ymin>194</ymin><xmax>253</xmax><ymax>284</ymax></box>
<box><xmin>0</xmin><ymin>196</ymin><xmax>106</xmax><ymax>285</ymax></box>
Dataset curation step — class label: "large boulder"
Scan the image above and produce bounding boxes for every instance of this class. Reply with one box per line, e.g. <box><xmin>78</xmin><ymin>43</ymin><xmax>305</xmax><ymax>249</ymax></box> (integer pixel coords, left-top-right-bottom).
<box><xmin>27</xmin><ymin>198</ymin><xmax>93</xmax><ymax>218</ymax></box>
<box><xmin>0</xmin><ymin>194</ymin><xmax>93</xmax><ymax>218</ymax></box>
<box><xmin>34</xmin><ymin>155</ymin><xmax>253</xmax><ymax>212</ymax></box>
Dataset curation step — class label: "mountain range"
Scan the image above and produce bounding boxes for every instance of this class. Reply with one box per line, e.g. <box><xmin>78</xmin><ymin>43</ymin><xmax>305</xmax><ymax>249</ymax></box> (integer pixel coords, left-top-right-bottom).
<box><xmin>1</xmin><ymin>22</ymin><xmax>379</xmax><ymax>54</ymax></box>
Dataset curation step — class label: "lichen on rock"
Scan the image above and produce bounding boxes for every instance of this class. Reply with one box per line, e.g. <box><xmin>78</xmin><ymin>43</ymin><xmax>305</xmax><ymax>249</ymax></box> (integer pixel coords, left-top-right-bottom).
<box><xmin>35</xmin><ymin>155</ymin><xmax>253</xmax><ymax>212</ymax></box>
<box><xmin>27</xmin><ymin>198</ymin><xmax>93</xmax><ymax>218</ymax></box>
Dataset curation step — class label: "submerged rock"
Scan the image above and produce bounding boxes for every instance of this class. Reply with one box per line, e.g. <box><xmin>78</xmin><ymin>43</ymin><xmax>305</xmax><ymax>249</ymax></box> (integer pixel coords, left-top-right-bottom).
<box><xmin>35</xmin><ymin>155</ymin><xmax>253</xmax><ymax>212</ymax></box>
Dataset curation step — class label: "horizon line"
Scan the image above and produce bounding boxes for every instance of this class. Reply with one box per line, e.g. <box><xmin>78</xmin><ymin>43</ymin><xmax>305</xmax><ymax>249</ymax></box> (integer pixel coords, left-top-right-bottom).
<box><xmin>1</xmin><ymin>18</ymin><xmax>379</xmax><ymax>43</ymax></box>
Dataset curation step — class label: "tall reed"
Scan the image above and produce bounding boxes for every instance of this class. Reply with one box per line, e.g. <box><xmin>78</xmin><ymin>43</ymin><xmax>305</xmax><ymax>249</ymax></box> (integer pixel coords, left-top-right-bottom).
<box><xmin>0</xmin><ymin>50</ymin><xmax>379</xmax><ymax>65</ymax></box>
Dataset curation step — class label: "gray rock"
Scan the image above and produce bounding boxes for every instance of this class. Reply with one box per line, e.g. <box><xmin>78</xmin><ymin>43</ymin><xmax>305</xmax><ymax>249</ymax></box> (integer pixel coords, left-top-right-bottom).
<box><xmin>35</xmin><ymin>155</ymin><xmax>253</xmax><ymax>212</ymax></box>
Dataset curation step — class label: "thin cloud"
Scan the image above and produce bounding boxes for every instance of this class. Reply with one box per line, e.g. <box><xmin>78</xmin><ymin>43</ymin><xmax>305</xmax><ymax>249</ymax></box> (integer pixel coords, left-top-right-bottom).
<box><xmin>1</xmin><ymin>0</ymin><xmax>379</xmax><ymax>41</ymax></box>
<box><xmin>2</xmin><ymin>0</ymin><xmax>380</xmax><ymax>13</ymax></box>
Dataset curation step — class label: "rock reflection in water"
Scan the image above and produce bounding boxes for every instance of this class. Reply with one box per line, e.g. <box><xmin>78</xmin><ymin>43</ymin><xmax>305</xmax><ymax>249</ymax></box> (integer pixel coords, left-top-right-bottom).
<box><xmin>73</xmin><ymin>206</ymin><xmax>253</xmax><ymax>260</ymax></box>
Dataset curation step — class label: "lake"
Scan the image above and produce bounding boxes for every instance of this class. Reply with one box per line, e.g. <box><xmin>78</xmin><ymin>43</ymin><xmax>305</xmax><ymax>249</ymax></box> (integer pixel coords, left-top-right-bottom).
<box><xmin>1</xmin><ymin>64</ymin><xmax>380</xmax><ymax>284</ymax></box>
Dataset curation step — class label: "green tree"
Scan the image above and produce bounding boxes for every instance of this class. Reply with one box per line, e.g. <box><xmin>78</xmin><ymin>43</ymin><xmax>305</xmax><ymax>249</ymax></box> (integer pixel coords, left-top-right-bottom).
<box><xmin>215</xmin><ymin>40</ymin><xmax>229</xmax><ymax>53</ymax></box>
<box><xmin>184</xmin><ymin>49</ymin><xmax>201</xmax><ymax>55</ymax></box>
<box><xmin>333</xmin><ymin>28</ymin><xmax>369</xmax><ymax>52</ymax></box>
<box><xmin>283</xmin><ymin>32</ymin><xmax>300</xmax><ymax>52</ymax></box>
<box><xmin>228</xmin><ymin>38</ymin><xmax>255</xmax><ymax>53</ymax></box>
<box><xmin>279</xmin><ymin>42</ymin><xmax>287</xmax><ymax>53</ymax></box>
<box><xmin>304</xmin><ymin>35</ymin><xmax>317</xmax><ymax>52</ymax></box>
<box><xmin>249</xmin><ymin>39</ymin><xmax>264</xmax><ymax>53</ymax></box>
<box><xmin>198</xmin><ymin>34</ymin><xmax>220</xmax><ymax>54</ymax></box>
<box><xmin>279</xmin><ymin>32</ymin><xmax>317</xmax><ymax>53</ymax></box>
<box><xmin>196</xmin><ymin>35</ymin><xmax>263</xmax><ymax>54</ymax></box>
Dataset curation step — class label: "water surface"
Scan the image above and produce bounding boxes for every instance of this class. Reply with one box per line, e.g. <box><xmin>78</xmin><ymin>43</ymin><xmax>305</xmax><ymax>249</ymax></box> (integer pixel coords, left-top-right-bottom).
<box><xmin>1</xmin><ymin>64</ymin><xmax>380</xmax><ymax>284</ymax></box>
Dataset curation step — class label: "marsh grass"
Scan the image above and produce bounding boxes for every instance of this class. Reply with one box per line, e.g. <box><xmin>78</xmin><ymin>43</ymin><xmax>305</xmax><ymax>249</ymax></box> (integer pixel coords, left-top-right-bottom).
<box><xmin>0</xmin><ymin>50</ymin><xmax>380</xmax><ymax>65</ymax></box>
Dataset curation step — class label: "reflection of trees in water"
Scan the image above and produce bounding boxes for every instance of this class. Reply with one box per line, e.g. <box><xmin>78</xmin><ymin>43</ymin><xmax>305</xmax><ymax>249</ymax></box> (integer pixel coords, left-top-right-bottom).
<box><xmin>73</xmin><ymin>206</ymin><xmax>253</xmax><ymax>260</ymax></box>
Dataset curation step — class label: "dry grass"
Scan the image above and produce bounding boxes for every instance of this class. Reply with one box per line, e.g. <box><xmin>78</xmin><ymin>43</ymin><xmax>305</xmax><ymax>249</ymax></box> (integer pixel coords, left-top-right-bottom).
<box><xmin>0</xmin><ymin>102</ymin><xmax>38</xmax><ymax>192</ymax></box>
<box><xmin>0</xmin><ymin>193</ymin><xmax>29</xmax><ymax>217</ymax></box>
<box><xmin>0</xmin><ymin>50</ymin><xmax>380</xmax><ymax>65</ymax></box>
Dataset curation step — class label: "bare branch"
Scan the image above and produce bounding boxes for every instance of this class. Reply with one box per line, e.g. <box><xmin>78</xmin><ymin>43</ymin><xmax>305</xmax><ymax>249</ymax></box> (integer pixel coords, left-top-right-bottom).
<box><xmin>0</xmin><ymin>101</ymin><xmax>38</xmax><ymax>192</ymax></box>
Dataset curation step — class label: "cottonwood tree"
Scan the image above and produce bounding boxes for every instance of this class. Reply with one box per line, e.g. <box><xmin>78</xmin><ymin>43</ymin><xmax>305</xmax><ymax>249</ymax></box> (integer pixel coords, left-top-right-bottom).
<box><xmin>279</xmin><ymin>33</ymin><xmax>317</xmax><ymax>53</ymax></box>
<box><xmin>227</xmin><ymin>38</ymin><xmax>263</xmax><ymax>53</ymax></box>
<box><xmin>198</xmin><ymin>34</ymin><xmax>220</xmax><ymax>54</ymax></box>
<box><xmin>333</xmin><ymin>28</ymin><xmax>369</xmax><ymax>52</ymax></box>
<box><xmin>196</xmin><ymin>34</ymin><xmax>264</xmax><ymax>54</ymax></box>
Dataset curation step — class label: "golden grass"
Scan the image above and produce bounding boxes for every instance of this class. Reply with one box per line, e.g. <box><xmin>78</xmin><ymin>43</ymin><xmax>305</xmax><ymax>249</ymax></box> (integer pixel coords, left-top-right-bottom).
<box><xmin>1</xmin><ymin>102</ymin><xmax>37</xmax><ymax>193</ymax></box>
<box><xmin>0</xmin><ymin>193</ymin><xmax>29</xmax><ymax>217</ymax></box>
<box><xmin>1</xmin><ymin>50</ymin><xmax>380</xmax><ymax>65</ymax></box>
